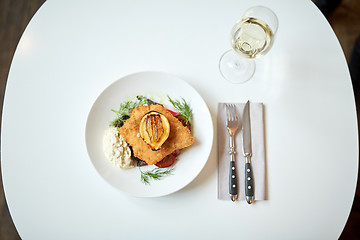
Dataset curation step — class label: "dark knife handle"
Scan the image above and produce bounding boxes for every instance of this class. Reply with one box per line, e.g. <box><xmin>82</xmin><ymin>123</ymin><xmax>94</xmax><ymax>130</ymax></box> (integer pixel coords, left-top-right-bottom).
<box><xmin>229</xmin><ymin>161</ymin><xmax>237</xmax><ymax>201</ymax></box>
<box><xmin>245</xmin><ymin>163</ymin><xmax>254</xmax><ymax>203</ymax></box>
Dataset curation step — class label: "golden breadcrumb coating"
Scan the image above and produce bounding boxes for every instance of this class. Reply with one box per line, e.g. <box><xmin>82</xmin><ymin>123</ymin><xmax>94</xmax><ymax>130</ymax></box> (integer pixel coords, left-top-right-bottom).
<box><xmin>118</xmin><ymin>104</ymin><xmax>194</xmax><ymax>165</ymax></box>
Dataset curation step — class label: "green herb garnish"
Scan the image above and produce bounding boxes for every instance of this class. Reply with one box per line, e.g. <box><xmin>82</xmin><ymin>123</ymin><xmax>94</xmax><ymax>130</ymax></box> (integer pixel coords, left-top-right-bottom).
<box><xmin>139</xmin><ymin>165</ymin><xmax>174</xmax><ymax>185</ymax></box>
<box><xmin>167</xmin><ymin>96</ymin><xmax>193</xmax><ymax>124</ymax></box>
<box><xmin>110</xmin><ymin>95</ymin><xmax>155</xmax><ymax>127</ymax></box>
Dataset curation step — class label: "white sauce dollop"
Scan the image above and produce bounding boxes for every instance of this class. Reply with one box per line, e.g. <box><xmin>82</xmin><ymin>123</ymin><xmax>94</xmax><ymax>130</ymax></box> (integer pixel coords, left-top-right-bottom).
<box><xmin>103</xmin><ymin>127</ymin><xmax>134</xmax><ymax>169</ymax></box>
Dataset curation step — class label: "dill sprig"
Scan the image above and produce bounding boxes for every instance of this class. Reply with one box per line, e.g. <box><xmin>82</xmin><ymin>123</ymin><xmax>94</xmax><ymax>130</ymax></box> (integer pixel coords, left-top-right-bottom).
<box><xmin>110</xmin><ymin>95</ymin><xmax>154</xmax><ymax>127</ymax></box>
<box><xmin>167</xmin><ymin>96</ymin><xmax>193</xmax><ymax>124</ymax></box>
<box><xmin>110</xmin><ymin>101</ymin><xmax>135</xmax><ymax>124</ymax></box>
<box><xmin>138</xmin><ymin>165</ymin><xmax>175</xmax><ymax>185</ymax></box>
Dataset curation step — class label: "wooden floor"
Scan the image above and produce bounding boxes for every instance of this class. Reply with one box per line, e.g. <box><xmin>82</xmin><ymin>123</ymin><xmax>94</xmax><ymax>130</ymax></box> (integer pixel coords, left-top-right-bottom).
<box><xmin>1</xmin><ymin>2</ymin><xmax>46</xmax><ymax>239</ymax></box>
<box><xmin>0</xmin><ymin>0</ymin><xmax>360</xmax><ymax>239</ymax></box>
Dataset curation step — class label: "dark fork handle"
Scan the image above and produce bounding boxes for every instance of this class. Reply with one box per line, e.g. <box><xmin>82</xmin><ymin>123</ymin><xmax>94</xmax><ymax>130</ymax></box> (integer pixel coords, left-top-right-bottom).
<box><xmin>229</xmin><ymin>161</ymin><xmax>237</xmax><ymax>201</ymax></box>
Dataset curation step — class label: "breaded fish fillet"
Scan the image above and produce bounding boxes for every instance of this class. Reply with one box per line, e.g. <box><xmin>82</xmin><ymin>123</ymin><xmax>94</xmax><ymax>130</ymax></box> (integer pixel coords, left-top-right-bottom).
<box><xmin>118</xmin><ymin>104</ymin><xmax>194</xmax><ymax>165</ymax></box>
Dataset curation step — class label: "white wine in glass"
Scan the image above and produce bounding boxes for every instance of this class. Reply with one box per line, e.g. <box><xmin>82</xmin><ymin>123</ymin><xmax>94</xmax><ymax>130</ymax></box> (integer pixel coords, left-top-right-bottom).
<box><xmin>219</xmin><ymin>6</ymin><xmax>278</xmax><ymax>83</ymax></box>
<box><xmin>232</xmin><ymin>17</ymin><xmax>274</xmax><ymax>59</ymax></box>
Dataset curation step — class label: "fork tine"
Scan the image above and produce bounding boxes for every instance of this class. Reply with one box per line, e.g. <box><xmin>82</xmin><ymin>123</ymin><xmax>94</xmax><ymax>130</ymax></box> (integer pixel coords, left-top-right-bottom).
<box><xmin>229</xmin><ymin>105</ymin><xmax>233</xmax><ymax>121</ymax></box>
<box><xmin>225</xmin><ymin>104</ymin><xmax>233</xmax><ymax>121</ymax></box>
<box><xmin>225</xmin><ymin>103</ymin><xmax>240</xmax><ymax>124</ymax></box>
<box><xmin>231</xmin><ymin>104</ymin><xmax>238</xmax><ymax>121</ymax></box>
<box><xmin>231</xmin><ymin>104</ymin><xmax>235</xmax><ymax>121</ymax></box>
<box><xmin>229</xmin><ymin>104</ymin><xmax>236</xmax><ymax>121</ymax></box>
<box><xmin>225</xmin><ymin>104</ymin><xmax>230</xmax><ymax>123</ymax></box>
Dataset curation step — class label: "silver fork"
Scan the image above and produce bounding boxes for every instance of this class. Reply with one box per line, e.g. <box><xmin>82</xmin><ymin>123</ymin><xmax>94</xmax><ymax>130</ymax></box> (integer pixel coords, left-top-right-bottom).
<box><xmin>225</xmin><ymin>104</ymin><xmax>241</xmax><ymax>202</ymax></box>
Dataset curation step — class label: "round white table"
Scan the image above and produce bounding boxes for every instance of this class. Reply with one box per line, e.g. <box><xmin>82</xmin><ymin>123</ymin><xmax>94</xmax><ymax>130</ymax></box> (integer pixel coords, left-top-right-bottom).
<box><xmin>2</xmin><ymin>0</ymin><xmax>358</xmax><ymax>239</ymax></box>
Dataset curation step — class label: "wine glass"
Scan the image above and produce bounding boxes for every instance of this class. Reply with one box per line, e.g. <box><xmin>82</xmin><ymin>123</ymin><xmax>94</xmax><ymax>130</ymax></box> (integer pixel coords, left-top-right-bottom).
<box><xmin>219</xmin><ymin>6</ymin><xmax>278</xmax><ymax>84</ymax></box>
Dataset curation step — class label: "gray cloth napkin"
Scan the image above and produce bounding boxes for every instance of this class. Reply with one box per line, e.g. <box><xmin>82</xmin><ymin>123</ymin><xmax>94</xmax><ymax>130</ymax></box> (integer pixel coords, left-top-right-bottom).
<box><xmin>217</xmin><ymin>102</ymin><xmax>266</xmax><ymax>201</ymax></box>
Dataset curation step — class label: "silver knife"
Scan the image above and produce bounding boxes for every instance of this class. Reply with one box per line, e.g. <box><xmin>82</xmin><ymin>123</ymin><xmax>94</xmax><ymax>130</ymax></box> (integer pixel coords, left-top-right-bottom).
<box><xmin>242</xmin><ymin>101</ymin><xmax>254</xmax><ymax>204</ymax></box>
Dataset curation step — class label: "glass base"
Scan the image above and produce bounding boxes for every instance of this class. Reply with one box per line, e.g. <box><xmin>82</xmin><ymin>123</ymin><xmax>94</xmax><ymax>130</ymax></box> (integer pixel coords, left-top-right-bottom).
<box><xmin>219</xmin><ymin>50</ymin><xmax>255</xmax><ymax>84</ymax></box>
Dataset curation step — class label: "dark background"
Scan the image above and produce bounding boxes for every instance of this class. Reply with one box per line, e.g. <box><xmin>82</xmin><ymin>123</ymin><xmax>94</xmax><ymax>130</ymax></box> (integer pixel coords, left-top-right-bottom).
<box><xmin>1</xmin><ymin>0</ymin><xmax>360</xmax><ymax>239</ymax></box>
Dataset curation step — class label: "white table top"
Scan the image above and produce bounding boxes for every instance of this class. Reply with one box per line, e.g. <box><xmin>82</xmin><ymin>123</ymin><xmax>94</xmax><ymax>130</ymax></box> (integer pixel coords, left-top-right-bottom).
<box><xmin>2</xmin><ymin>0</ymin><xmax>358</xmax><ymax>239</ymax></box>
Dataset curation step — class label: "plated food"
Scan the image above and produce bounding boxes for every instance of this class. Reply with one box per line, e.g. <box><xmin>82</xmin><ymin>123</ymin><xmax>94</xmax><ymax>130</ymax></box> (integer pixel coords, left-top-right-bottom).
<box><xmin>103</xmin><ymin>95</ymin><xmax>195</xmax><ymax>184</ymax></box>
<box><xmin>85</xmin><ymin>72</ymin><xmax>213</xmax><ymax>197</ymax></box>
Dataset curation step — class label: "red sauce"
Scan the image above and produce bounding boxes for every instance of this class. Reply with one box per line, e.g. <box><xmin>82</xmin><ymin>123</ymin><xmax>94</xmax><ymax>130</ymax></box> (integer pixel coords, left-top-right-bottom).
<box><xmin>155</xmin><ymin>149</ymin><xmax>181</xmax><ymax>168</ymax></box>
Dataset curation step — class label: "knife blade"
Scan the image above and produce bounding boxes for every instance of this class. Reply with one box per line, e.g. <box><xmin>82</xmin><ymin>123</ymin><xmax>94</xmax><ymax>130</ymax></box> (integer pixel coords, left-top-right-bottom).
<box><xmin>242</xmin><ymin>100</ymin><xmax>254</xmax><ymax>204</ymax></box>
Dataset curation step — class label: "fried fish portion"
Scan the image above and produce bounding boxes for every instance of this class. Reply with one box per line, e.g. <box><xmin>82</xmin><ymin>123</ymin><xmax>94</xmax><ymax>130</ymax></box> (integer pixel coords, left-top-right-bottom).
<box><xmin>118</xmin><ymin>104</ymin><xmax>194</xmax><ymax>165</ymax></box>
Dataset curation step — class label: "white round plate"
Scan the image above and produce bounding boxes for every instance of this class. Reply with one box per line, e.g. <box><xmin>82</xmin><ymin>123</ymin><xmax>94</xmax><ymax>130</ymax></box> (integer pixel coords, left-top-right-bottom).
<box><xmin>85</xmin><ymin>71</ymin><xmax>213</xmax><ymax>197</ymax></box>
